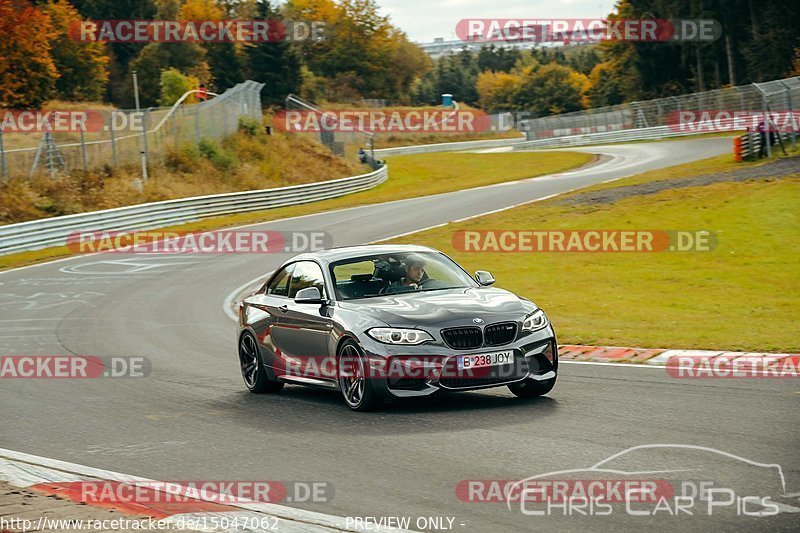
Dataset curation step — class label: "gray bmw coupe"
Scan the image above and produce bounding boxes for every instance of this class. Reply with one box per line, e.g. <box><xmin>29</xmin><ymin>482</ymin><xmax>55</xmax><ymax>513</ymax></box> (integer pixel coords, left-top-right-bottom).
<box><xmin>237</xmin><ymin>245</ymin><xmax>557</xmax><ymax>411</ymax></box>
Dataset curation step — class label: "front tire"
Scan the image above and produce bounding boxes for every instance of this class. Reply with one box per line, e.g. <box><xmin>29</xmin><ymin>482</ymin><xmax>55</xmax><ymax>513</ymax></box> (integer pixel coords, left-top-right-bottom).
<box><xmin>337</xmin><ymin>339</ymin><xmax>382</xmax><ymax>411</ymax></box>
<box><xmin>239</xmin><ymin>332</ymin><xmax>284</xmax><ymax>394</ymax></box>
<box><xmin>508</xmin><ymin>376</ymin><xmax>556</xmax><ymax>398</ymax></box>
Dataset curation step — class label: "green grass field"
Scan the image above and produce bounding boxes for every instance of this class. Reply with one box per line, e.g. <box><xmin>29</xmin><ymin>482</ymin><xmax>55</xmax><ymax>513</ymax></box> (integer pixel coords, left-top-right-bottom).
<box><xmin>0</xmin><ymin>150</ymin><xmax>591</xmax><ymax>270</ymax></box>
<box><xmin>385</xmin><ymin>173</ymin><xmax>800</xmax><ymax>352</ymax></box>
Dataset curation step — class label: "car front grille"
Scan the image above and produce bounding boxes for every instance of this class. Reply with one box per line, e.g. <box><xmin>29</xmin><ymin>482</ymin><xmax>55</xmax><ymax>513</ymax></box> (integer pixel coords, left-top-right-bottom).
<box><xmin>438</xmin><ymin>354</ymin><xmax>528</xmax><ymax>389</ymax></box>
<box><xmin>484</xmin><ymin>322</ymin><xmax>517</xmax><ymax>346</ymax></box>
<box><xmin>441</xmin><ymin>322</ymin><xmax>518</xmax><ymax>350</ymax></box>
<box><xmin>441</xmin><ymin>327</ymin><xmax>483</xmax><ymax>349</ymax></box>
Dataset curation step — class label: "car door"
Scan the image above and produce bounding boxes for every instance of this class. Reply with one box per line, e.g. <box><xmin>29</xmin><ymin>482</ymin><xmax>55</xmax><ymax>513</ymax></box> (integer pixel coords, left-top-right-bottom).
<box><xmin>244</xmin><ymin>264</ymin><xmax>294</xmax><ymax>372</ymax></box>
<box><xmin>278</xmin><ymin>261</ymin><xmax>335</xmax><ymax>383</ymax></box>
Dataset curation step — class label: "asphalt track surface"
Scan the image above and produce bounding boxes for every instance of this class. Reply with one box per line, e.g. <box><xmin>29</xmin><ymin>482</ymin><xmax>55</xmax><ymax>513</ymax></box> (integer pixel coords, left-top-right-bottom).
<box><xmin>1</xmin><ymin>138</ymin><xmax>798</xmax><ymax>532</ymax></box>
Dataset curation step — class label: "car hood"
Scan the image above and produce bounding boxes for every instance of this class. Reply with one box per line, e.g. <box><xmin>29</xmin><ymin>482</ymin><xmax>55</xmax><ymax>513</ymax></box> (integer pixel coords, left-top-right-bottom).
<box><xmin>337</xmin><ymin>287</ymin><xmax>535</xmax><ymax>328</ymax></box>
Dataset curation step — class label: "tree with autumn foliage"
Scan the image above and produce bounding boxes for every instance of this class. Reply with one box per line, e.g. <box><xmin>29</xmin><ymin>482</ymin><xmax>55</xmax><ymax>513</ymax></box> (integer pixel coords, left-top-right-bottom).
<box><xmin>284</xmin><ymin>0</ymin><xmax>430</xmax><ymax>101</ymax></box>
<box><xmin>43</xmin><ymin>0</ymin><xmax>110</xmax><ymax>102</ymax></box>
<box><xmin>0</xmin><ymin>0</ymin><xmax>59</xmax><ymax>107</ymax></box>
<box><xmin>180</xmin><ymin>0</ymin><xmax>248</xmax><ymax>93</ymax></box>
<box><xmin>127</xmin><ymin>0</ymin><xmax>209</xmax><ymax>107</ymax></box>
<box><xmin>476</xmin><ymin>71</ymin><xmax>522</xmax><ymax>113</ymax></box>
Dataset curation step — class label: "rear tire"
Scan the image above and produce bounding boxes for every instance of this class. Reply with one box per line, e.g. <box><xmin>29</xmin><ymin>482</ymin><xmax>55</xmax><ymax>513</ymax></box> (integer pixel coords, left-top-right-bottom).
<box><xmin>508</xmin><ymin>376</ymin><xmax>556</xmax><ymax>398</ymax></box>
<box><xmin>337</xmin><ymin>339</ymin><xmax>382</xmax><ymax>412</ymax></box>
<box><xmin>239</xmin><ymin>332</ymin><xmax>284</xmax><ymax>394</ymax></box>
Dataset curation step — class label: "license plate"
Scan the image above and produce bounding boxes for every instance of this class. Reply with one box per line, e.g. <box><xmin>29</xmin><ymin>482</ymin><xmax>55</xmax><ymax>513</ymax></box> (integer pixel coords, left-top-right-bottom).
<box><xmin>457</xmin><ymin>350</ymin><xmax>514</xmax><ymax>370</ymax></box>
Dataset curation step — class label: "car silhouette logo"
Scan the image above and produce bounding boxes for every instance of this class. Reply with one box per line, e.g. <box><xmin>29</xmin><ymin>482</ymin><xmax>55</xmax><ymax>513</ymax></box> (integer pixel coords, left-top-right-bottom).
<box><xmin>473</xmin><ymin>318</ymin><xmax>485</xmax><ymax>324</ymax></box>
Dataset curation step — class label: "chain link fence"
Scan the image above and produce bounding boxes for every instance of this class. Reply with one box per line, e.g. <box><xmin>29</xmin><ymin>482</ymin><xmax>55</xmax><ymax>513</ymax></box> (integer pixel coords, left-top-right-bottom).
<box><xmin>284</xmin><ymin>94</ymin><xmax>379</xmax><ymax>168</ymax></box>
<box><xmin>0</xmin><ymin>80</ymin><xmax>264</xmax><ymax>181</ymax></box>
<box><xmin>520</xmin><ymin>76</ymin><xmax>800</xmax><ymax>155</ymax></box>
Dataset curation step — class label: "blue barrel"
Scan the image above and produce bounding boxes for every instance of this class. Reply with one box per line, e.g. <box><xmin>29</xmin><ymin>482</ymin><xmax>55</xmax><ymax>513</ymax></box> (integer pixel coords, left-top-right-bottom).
<box><xmin>442</xmin><ymin>93</ymin><xmax>453</xmax><ymax>107</ymax></box>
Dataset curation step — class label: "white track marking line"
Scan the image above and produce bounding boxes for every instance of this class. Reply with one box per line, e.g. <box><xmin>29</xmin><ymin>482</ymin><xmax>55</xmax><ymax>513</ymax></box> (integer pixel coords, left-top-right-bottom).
<box><xmin>374</xmin><ymin>223</ymin><xmax>449</xmax><ymax>241</ymax></box>
<box><xmin>0</xmin><ymin>448</ymin><xmax>414</xmax><ymax>533</ymax></box>
<box><xmin>0</xmin><ymin>253</ymin><xmax>103</xmax><ymax>275</ymax></box>
<box><xmin>223</xmin><ymin>272</ymin><xmax>272</xmax><ymax>321</ymax></box>
<box><xmin>561</xmin><ymin>357</ymin><xmax>798</xmax><ymax>375</ymax></box>
<box><xmin>560</xmin><ymin>360</ymin><xmax>665</xmax><ymax>369</ymax></box>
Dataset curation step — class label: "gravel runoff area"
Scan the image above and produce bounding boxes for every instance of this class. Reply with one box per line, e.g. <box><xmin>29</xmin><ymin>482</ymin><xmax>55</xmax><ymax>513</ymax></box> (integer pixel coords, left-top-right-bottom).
<box><xmin>560</xmin><ymin>155</ymin><xmax>800</xmax><ymax>206</ymax></box>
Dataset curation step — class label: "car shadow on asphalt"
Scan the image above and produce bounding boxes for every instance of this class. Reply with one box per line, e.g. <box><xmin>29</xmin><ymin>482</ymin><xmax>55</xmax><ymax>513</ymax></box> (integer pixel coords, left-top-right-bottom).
<box><xmin>219</xmin><ymin>385</ymin><xmax>560</xmax><ymax>435</ymax></box>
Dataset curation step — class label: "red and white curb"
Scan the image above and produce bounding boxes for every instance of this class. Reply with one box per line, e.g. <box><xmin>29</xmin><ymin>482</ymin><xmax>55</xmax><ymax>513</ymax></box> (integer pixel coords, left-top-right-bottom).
<box><xmin>558</xmin><ymin>344</ymin><xmax>798</xmax><ymax>366</ymax></box>
<box><xmin>0</xmin><ymin>448</ymin><xmax>413</xmax><ymax>533</ymax></box>
<box><xmin>559</xmin><ymin>345</ymin><xmax>800</xmax><ymax>377</ymax></box>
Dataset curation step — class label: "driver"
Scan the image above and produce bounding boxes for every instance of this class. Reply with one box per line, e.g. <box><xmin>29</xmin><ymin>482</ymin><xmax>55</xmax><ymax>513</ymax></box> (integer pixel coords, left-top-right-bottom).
<box><xmin>400</xmin><ymin>254</ymin><xmax>426</xmax><ymax>288</ymax></box>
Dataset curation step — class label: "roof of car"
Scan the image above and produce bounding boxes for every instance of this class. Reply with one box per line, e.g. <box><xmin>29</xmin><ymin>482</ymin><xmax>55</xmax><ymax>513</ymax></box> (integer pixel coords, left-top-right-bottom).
<box><xmin>289</xmin><ymin>244</ymin><xmax>439</xmax><ymax>264</ymax></box>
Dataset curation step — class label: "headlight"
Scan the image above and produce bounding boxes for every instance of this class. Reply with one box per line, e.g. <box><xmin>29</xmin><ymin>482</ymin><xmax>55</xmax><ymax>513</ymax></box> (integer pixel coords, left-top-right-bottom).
<box><xmin>367</xmin><ymin>328</ymin><xmax>433</xmax><ymax>345</ymax></box>
<box><xmin>522</xmin><ymin>309</ymin><xmax>549</xmax><ymax>332</ymax></box>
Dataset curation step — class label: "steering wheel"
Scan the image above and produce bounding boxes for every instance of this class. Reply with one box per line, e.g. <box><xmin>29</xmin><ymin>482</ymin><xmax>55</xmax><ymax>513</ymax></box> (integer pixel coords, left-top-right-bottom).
<box><xmin>379</xmin><ymin>283</ymin><xmax>418</xmax><ymax>295</ymax></box>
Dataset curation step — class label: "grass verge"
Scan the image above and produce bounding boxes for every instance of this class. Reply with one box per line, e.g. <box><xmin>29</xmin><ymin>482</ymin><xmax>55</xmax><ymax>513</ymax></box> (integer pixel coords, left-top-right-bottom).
<box><xmin>383</xmin><ymin>171</ymin><xmax>800</xmax><ymax>352</ymax></box>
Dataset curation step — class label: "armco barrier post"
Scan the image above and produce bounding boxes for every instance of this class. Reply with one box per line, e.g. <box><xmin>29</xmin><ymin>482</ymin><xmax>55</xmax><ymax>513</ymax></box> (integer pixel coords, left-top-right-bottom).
<box><xmin>780</xmin><ymin>80</ymin><xmax>798</xmax><ymax>148</ymax></box>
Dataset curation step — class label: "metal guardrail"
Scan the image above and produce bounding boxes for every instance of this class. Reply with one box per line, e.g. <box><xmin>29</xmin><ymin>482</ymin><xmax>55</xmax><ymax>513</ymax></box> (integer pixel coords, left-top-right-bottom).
<box><xmin>513</xmin><ymin>125</ymin><xmax>712</xmax><ymax>149</ymax></box>
<box><xmin>735</xmin><ymin>132</ymin><xmax>760</xmax><ymax>161</ymax></box>
<box><xmin>373</xmin><ymin>135</ymin><xmax>527</xmax><ymax>157</ymax></box>
<box><xmin>734</xmin><ymin>130</ymin><xmax>792</xmax><ymax>161</ymax></box>
<box><xmin>0</xmin><ymin>165</ymin><xmax>387</xmax><ymax>256</ymax></box>
<box><xmin>374</xmin><ymin>125</ymin><xmax>728</xmax><ymax>155</ymax></box>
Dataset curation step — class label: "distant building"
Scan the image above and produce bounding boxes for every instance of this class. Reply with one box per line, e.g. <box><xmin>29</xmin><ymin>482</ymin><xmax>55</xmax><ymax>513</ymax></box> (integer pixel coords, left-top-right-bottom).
<box><xmin>419</xmin><ymin>32</ymin><xmax>591</xmax><ymax>59</ymax></box>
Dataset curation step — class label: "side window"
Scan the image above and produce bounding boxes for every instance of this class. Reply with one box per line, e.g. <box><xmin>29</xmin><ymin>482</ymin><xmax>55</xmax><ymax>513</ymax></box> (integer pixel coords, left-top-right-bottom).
<box><xmin>288</xmin><ymin>261</ymin><xmax>326</xmax><ymax>299</ymax></box>
<box><xmin>266</xmin><ymin>264</ymin><xmax>294</xmax><ymax>297</ymax></box>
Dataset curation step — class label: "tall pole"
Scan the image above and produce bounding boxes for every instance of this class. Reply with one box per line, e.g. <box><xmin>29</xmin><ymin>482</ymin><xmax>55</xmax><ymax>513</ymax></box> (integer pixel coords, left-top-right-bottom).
<box><xmin>0</xmin><ymin>130</ymin><xmax>6</xmax><ymax>183</ymax></box>
<box><xmin>133</xmin><ymin>70</ymin><xmax>149</xmax><ymax>185</ymax></box>
<box><xmin>763</xmin><ymin>93</ymin><xmax>771</xmax><ymax>158</ymax></box>
<box><xmin>369</xmin><ymin>134</ymin><xmax>374</xmax><ymax>166</ymax></box>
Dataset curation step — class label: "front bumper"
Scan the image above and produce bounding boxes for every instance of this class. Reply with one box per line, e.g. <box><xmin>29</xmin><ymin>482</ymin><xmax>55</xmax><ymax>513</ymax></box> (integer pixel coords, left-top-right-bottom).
<box><xmin>359</xmin><ymin>326</ymin><xmax>557</xmax><ymax>398</ymax></box>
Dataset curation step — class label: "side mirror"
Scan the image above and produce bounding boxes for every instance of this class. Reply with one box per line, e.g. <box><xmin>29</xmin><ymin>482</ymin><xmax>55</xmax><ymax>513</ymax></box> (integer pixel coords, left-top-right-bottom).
<box><xmin>475</xmin><ymin>270</ymin><xmax>495</xmax><ymax>286</ymax></box>
<box><xmin>294</xmin><ymin>287</ymin><xmax>325</xmax><ymax>304</ymax></box>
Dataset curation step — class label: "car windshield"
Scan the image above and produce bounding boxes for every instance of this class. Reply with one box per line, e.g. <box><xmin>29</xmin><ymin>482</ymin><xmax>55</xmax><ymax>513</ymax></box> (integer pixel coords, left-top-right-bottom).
<box><xmin>330</xmin><ymin>251</ymin><xmax>478</xmax><ymax>300</ymax></box>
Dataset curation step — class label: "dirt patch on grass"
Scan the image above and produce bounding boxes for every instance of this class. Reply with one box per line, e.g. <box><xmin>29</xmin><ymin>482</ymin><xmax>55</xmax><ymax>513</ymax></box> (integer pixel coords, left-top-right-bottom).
<box><xmin>561</xmin><ymin>156</ymin><xmax>800</xmax><ymax>206</ymax></box>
